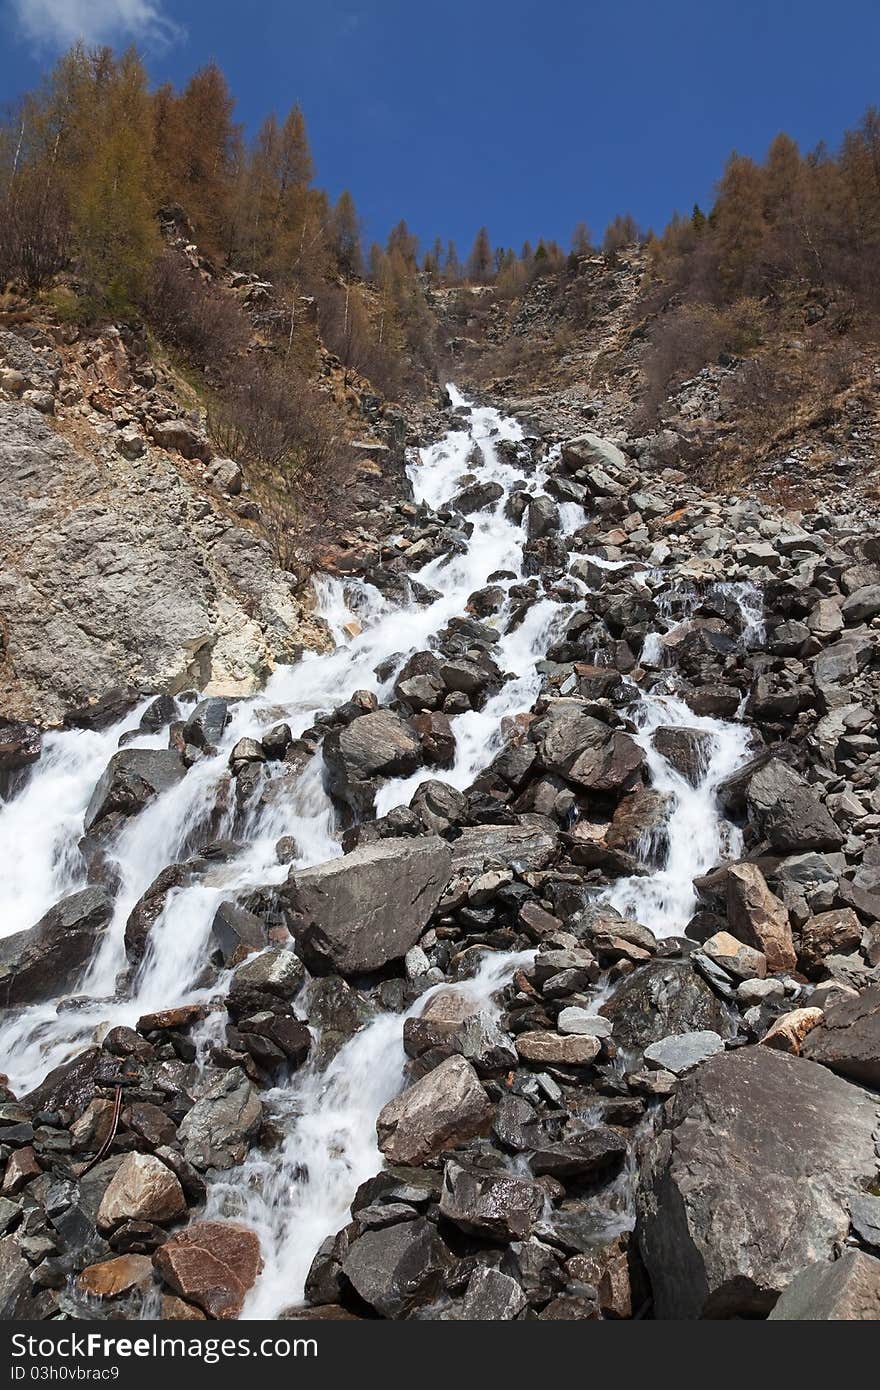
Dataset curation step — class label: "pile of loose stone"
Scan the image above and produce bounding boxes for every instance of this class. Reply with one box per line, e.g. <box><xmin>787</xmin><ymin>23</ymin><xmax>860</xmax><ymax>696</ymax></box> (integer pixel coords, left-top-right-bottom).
<box><xmin>2</xmin><ymin>416</ymin><xmax>880</xmax><ymax>1321</ymax></box>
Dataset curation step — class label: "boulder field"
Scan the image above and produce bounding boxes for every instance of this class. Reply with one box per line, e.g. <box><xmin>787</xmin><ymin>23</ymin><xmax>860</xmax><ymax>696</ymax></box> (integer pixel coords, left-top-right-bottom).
<box><xmin>1</xmin><ymin>390</ymin><xmax>880</xmax><ymax>1322</ymax></box>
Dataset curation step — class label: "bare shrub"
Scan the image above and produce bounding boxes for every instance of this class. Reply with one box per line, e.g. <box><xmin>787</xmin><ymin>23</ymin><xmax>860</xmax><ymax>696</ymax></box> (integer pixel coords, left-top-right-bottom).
<box><xmin>207</xmin><ymin>358</ymin><xmax>351</xmax><ymax>571</ymax></box>
<box><xmin>144</xmin><ymin>250</ymin><xmax>248</xmax><ymax>373</ymax></box>
<box><xmin>0</xmin><ymin>173</ymin><xmax>70</xmax><ymax>290</ymax></box>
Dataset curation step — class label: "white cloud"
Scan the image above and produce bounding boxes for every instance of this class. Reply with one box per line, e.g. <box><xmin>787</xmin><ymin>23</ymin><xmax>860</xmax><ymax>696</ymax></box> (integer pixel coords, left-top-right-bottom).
<box><xmin>9</xmin><ymin>0</ymin><xmax>185</xmax><ymax>51</ymax></box>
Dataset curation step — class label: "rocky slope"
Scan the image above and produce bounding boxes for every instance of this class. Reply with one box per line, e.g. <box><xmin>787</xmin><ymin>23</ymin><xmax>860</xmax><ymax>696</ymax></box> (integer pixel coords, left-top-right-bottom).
<box><xmin>1</xmin><ymin>387</ymin><xmax>880</xmax><ymax>1323</ymax></box>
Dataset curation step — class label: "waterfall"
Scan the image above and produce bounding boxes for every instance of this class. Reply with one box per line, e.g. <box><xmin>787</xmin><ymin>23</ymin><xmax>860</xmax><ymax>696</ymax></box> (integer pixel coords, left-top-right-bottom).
<box><xmin>0</xmin><ymin>385</ymin><xmax>760</xmax><ymax>1317</ymax></box>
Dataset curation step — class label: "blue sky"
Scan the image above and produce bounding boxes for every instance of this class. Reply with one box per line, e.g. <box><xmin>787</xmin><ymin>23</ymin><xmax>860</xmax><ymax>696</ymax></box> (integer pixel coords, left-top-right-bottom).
<box><xmin>2</xmin><ymin>0</ymin><xmax>879</xmax><ymax>256</ymax></box>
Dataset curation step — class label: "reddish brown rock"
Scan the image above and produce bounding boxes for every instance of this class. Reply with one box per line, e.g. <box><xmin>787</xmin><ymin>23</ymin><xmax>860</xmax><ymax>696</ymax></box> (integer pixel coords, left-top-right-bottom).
<box><xmin>79</xmin><ymin>1254</ymin><xmax>154</xmax><ymax>1299</ymax></box>
<box><xmin>153</xmin><ymin>1221</ymin><xmax>263</xmax><ymax>1319</ymax></box>
<box><xmin>727</xmin><ymin>863</ymin><xmax>796</xmax><ymax>972</ymax></box>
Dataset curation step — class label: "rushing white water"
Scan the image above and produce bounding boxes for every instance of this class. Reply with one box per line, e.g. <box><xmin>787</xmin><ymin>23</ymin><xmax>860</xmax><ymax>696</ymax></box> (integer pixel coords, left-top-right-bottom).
<box><xmin>604</xmin><ymin>691</ymin><xmax>752</xmax><ymax>935</ymax></box>
<box><xmin>0</xmin><ymin>388</ymin><xmax>572</xmax><ymax>1092</ymax></box>
<box><xmin>0</xmin><ymin>384</ymin><xmax>763</xmax><ymax>1318</ymax></box>
<box><xmin>209</xmin><ymin>948</ymin><xmax>534</xmax><ymax>1319</ymax></box>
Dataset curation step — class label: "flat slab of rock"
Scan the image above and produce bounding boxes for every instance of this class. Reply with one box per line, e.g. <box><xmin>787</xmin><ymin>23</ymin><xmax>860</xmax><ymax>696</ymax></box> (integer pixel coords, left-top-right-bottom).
<box><xmin>637</xmin><ymin>1048</ymin><xmax>880</xmax><ymax>1318</ymax></box>
<box><xmin>0</xmin><ymin>887</ymin><xmax>112</xmax><ymax>1007</ymax></box>
<box><xmin>153</xmin><ymin>1220</ymin><xmax>263</xmax><ymax>1318</ymax></box>
<box><xmin>376</xmin><ymin>1055</ymin><xmax>493</xmax><ymax>1165</ymax></box>
<box><xmin>449</xmin><ymin>824</ymin><xmax>557</xmax><ymax>876</ymax></box>
<box><xmin>284</xmin><ymin>836</ymin><xmax>452</xmax><ymax>975</ymax></box>
<box><xmin>643</xmin><ymin>1030</ymin><xmax>724</xmax><ymax>1076</ymax></box>
<box><xmin>79</xmin><ymin>1254</ymin><xmax>154</xmax><ymax>1299</ymax></box>
<box><xmin>768</xmin><ymin>1250</ymin><xmax>880</xmax><ymax>1320</ymax></box>
<box><xmin>516</xmin><ymin>1032</ymin><xmax>601</xmax><ymax>1066</ymax></box>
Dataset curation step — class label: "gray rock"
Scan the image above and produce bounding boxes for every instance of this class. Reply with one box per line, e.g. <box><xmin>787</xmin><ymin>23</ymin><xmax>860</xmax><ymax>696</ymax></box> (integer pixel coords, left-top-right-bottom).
<box><xmin>459</xmin><ymin>1266</ymin><xmax>527</xmax><ymax>1320</ymax></box>
<box><xmin>599</xmin><ymin>959</ymin><xmax>728</xmax><ymax>1055</ymax></box>
<box><xmin>0</xmin><ymin>887</ymin><xmax>112</xmax><ymax>1006</ymax></box>
<box><xmin>802</xmin><ymin>984</ymin><xmax>880</xmax><ymax>1086</ymax></box>
<box><xmin>84</xmin><ymin>747</ymin><xmax>187</xmax><ymax>831</ymax></box>
<box><xmin>643</xmin><ymin>1030</ymin><xmax>724</xmax><ymax>1076</ymax></box>
<box><xmin>556</xmin><ymin>1008</ymin><xmax>612</xmax><ymax>1037</ymax></box>
<box><xmin>849</xmin><ymin>1194</ymin><xmax>880</xmax><ymax>1252</ymax></box>
<box><xmin>284</xmin><ymin>836</ymin><xmax>451</xmax><ymax>976</ymax></box>
<box><xmin>178</xmin><ymin>1068</ymin><xmax>262</xmax><ymax>1171</ymax></box>
<box><xmin>636</xmin><ymin>1048</ymin><xmax>880</xmax><ymax>1318</ymax></box>
<box><xmin>323</xmin><ymin>709</ymin><xmax>422</xmax><ymax>816</ymax></box>
<box><xmin>340</xmin><ymin>1218</ymin><xmax>452</xmax><ymax>1317</ymax></box>
<box><xmin>652</xmin><ymin>726</ymin><xmax>715</xmax><ymax>786</ymax></box>
<box><xmin>841</xmin><ymin>585</ymin><xmax>880</xmax><ymax>624</ymax></box>
<box><xmin>768</xmin><ymin>1250</ymin><xmax>880</xmax><ymax>1320</ymax></box>
<box><xmin>439</xmin><ymin>1160</ymin><xmax>545</xmax><ymax>1240</ymax></box>
<box><xmin>746</xmin><ymin>760</ymin><xmax>844</xmax><ymax>853</ymax></box>
<box><xmin>0</xmin><ymin>403</ymin><xmax>320</xmax><ymax>724</ymax></box>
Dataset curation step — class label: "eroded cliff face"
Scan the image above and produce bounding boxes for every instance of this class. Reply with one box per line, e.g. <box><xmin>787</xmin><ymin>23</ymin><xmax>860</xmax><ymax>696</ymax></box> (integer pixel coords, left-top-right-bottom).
<box><xmin>0</xmin><ymin>328</ymin><xmax>331</xmax><ymax>726</ymax></box>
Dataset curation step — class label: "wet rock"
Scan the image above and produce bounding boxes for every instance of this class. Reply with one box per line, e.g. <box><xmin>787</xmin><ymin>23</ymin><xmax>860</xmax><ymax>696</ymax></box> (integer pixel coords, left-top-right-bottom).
<box><xmin>340</xmin><ymin>1217</ymin><xmax>452</xmax><ymax>1317</ymax></box>
<box><xmin>536</xmin><ymin>706</ymin><xmax>644</xmax><ymax>793</ymax></box>
<box><xmin>452</xmin><ymin>480</ymin><xmax>504</xmax><ymax>514</ymax></box>
<box><xmin>413</xmin><ymin>713</ymin><xmax>456</xmax><ymax>767</ymax></box>
<box><xmin>323</xmin><ymin>709</ymin><xmax>422</xmax><ymax>816</ymax></box>
<box><xmin>652</xmin><ymin>726</ymin><xmax>714</xmax><ymax>786</ymax></box>
<box><xmin>459</xmin><ymin>1266</ymin><xmax>527</xmax><ymax>1319</ymax></box>
<box><xmin>284</xmin><ymin>836</ymin><xmax>452</xmax><ymax>976</ymax></box>
<box><xmin>0</xmin><ymin>719</ymin><xmax>41</xmax><ymax>780</ymax></box>
<box><xmin>411</xmin><ymin>779</ymin><xmax>467</xmax><ymax>833</ymax></box>
<box><xmin>376</xmin><ymin>1055</ymin><xmax>493</xmax><ymax>1165</ymax></box>
<box><xmin>403</xmin><ymin>990</ymin><xmax>516</xmax><ymax>1074</ymax></box>
<box><xmin>439</xmin><ymin>1159</ymin><xmax>545</xmax><ymax>1240</ymax></box>
<box><xmin>84</xmin><ymin>749</ymin><xmax>186</xmax><ymax>831</ymax></box>
<box><xmin>643</xmin><ymin>1030</ymin><xmax>724</xmax><ymax>1076</ymax></box>
<box><xmin>178</xmin><ymin>1068</ymin><xmax>262</xmax><ymax>1171</ymax></box>
<box><xmin>768</xmin><ymin>1250</ymin><xmax>880</xmax><ymax>1320</ymax></box>
<box><xmin>636</xmin><ymin>1048</ymin><xmax>880</xmax><ymax>1318</ymax></box>
<box><xmin>125</xmin><ymin>863</ymin><xmax>195</xmax><ymax>968</ymax></box>
<box><xmin>0</xmin><ymin>887</ymin><xmax>112</xmax><ymax>1006</ymax></box>
<box><xmin>153</xmin><ymin>1221</ymin><xmax>263</xmax><ymax>1318</ymax></box>
<box><xmin>802</xmin><ymin>984</ymin><xmax>880</xmax><ymax>1086</ymax></box>
<box><xmin>210</xmin><ymin>901</ymin><xmax>267</xmax><ymax>964</ymax></box>
<box><xmin>227</xmin><ymin>946</ymin><xmax>304</xmax><ymax>1006</ymax></box>
<box><xmin>529</xmin><ymin>1127</ymin><xmax>627</xmax><ymax>1180</ymax></box>
<box><xmin>599</xmin><ymin>958</ymin><xmax>728</xmax><ymax>1054</ymax></box>
<box><xmin>182</xmin><ymin>698</ymin><xmax>228</xmax><ymax>752</ymax></box>
<box><xmin>726</xmin><ymin>863</ymin><xmax>797</xmax><ymax>972</ymax></box>
<box><xmin>96</xmin><ymin>1153</ymin><xmax>186</xmax><ymax>1234</ymax></box>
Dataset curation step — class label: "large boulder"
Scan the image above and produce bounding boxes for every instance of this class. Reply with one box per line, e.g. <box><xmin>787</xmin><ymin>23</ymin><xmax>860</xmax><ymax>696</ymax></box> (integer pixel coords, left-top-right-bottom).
<box><xmin>599</xmin><ymin>958</ymin><xmax>728</xmax><ymax>1056</ymax></box>
<box><xmin>96</xmin><ymin>1152</ymin><xmax>186</xmax><ymax>1234</ymax></box>
<box><xmin>536</xmin><ymin>706</ymin><xmax>644</xmax><ymax>793</ymax></box>
<box><xmin>283</xmin><ymin>837</ymin><xmax>451</xmax><ymax>976</ymax></box>
<box><xmin>376</xmin><ymin>1055</ymin><xmax>493</xmax><ymax>1165</ymax></box>
<box><xmin>84</xmin><ymin>748</ymin><xmax>187</xmax><ymax>831</ymax></box>
<box><xmin>636</xmin><ymin>1048</ymin><xmax>880</xmax><ymax>1318</ymax></box>
<box><xmin>745</xmin><ymin>760</ymin><xmax>844</xmax><ymax>853</ymax></box>
<box><xmin>0</xmin><ymin>887</ymin><xmax>112</xmax><ymax>1006</ymax></box>
<box><xmin>323</xmin><ymin>709</ymin><xmax>422</xmax><ymax>816</ymax></box>
<box><xmin>802</xmin><ymin>984</ymin><xmax>880</xmax><ymax>1087</ymax></box>
<box><xmin>439</xmin><ymin>1159</ymin><xmax>545</xmax><ymax>1240</ymax></box>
